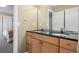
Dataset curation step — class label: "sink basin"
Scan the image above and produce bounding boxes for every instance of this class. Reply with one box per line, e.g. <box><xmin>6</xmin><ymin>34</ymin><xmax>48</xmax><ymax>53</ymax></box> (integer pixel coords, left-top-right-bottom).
<box><xmin>52</xmin><ymin>33</ymin><xmax>68</xmax><ymax>37</ymax></box>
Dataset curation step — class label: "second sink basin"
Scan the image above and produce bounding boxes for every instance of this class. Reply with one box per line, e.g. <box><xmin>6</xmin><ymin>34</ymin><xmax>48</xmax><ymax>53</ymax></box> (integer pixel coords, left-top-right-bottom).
<box><xmin>52</xmin><ymin>33</ymin><xmax>68</xmax><ymax>37</ymax></box>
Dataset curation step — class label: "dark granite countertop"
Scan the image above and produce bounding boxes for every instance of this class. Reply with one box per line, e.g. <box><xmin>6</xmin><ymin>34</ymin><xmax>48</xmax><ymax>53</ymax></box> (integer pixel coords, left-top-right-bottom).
<box><xmin>27</xmin><ymin>30</ymin><xmax>78</xmax><ymax>41</ymax></box>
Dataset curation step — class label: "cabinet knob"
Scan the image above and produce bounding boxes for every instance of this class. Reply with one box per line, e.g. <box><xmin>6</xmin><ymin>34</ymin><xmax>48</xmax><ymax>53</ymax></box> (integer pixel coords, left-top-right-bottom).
<box><xmin>40</xmin><ymin>41</ymin><xmax>43</xmax><ymax>44</ymax></box>
<box><xmin>67</xmin><ymin>43</ymin><xmax>71</xmax><ymax>46</ymax></box>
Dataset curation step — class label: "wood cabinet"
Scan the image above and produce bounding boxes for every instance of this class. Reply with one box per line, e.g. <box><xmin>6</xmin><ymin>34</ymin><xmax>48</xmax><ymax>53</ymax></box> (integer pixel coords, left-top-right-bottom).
<box><xmin>27</xmin><ymin>34</ymin><xmax>42</xmax><ymax>53</ymax></box>
<box><xmin>27</xmin><ymin>32</ymin><xmax>59</xmax><ymax>53</ymax></box>
<box><xmin>27</xmin><ymin>32</ymin><xmax>78</xmax><ymax>53</ymax></box>
<box><xmin>60</xmin><ymin>48</ymin><xmax>75</xmax><ymax>53</ymax></box>
<box><xmin>32</xmin><ymin>33</ymin><xmax>59</xmax><ymax>45</ymax></box>
<box><xmin>30</xmin><ymin>38</ymin><xmax>41</xmax><ymax>53</ymax></box>
<box><xmin>42</xmin><ymin>42</ymin><xmax>58</xmax><ymax>53</ymax></box>
<box><xmin>60</xmin><ymin>39</ymin><xmax>77</xmax><ymax>52</ymax></box>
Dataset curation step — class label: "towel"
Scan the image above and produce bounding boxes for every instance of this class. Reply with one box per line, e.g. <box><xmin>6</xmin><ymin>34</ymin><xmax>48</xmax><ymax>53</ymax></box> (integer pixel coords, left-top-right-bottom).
<box><xmin>3</xmin><ymin>30</ymin><xmax>9</xmax><ymax>43</ymax></box>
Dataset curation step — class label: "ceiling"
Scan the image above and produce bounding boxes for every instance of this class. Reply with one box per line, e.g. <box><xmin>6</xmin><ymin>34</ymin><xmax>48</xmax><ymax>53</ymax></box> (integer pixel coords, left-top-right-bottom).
<box><xmin>50</xmin><ymin>5</ymin><xmax>79</xmax><ymax>12</ymax></box>
<box><xmin>0</xmin><ymin>5</ymin><xmax>13</xmax><ymax>15</ymax></box>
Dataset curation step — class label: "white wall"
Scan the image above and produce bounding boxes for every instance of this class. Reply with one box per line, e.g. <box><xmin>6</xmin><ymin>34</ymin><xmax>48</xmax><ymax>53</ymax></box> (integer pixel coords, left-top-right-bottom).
<box><xmin>13</xmin><ymin>6</ymin><xmax>19</xmax><ymax>53</ymax></box>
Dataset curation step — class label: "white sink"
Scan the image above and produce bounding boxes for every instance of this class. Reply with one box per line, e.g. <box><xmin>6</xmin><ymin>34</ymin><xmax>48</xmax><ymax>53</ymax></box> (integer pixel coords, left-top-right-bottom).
<box><xmin>52</xmin><ymin>33</ymin><xmax>68</xmax><ymax>37</ymax></box>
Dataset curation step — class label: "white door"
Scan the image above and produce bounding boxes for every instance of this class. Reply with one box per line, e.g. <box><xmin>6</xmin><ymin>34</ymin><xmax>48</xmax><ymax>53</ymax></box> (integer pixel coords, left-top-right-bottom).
<box><xmin>0</xmin><ymin>15</ymin><xmax>2</xmax><ymax>50</ymax></box>
<box><xmin>52</xmin><ymin>11</ymin><xmax>64</xmax><ymax>31</ymax></box>
<box><xmin>0</xmin><ymin>15</ymin><xmax>2</xmax><ymax>38</ymax></box>
<box><xmin>65</xmin><ymin>7</ymin><xmax>78</xmax><ymax>32</ymax></box>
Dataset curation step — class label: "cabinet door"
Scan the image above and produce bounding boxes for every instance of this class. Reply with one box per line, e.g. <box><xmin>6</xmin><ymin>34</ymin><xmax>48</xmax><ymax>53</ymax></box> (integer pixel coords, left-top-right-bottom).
<box><xmin>60</xmin><ymin>48</ymin><xmax>75</xmax><ymax>53</ymax></box>
<box><xmin>60</xmin><ymin>39</ymin><xmax>77</xmax><ymax>51</ymax></box>
<box><xmin>52</xmin><ymin>11</ymin><xmax>64</xmax><ymax>31</ymax></box>
<box><xmin>42</xmin><ymin>42</ymin><xmax>58</xmax><ymax>53</ymax></box>
<box><xmin>65</xmin><ymin>7</ymin><xmax>78</xmax><ymax>32</ymax></box>
<box><xmin>28</xmin><ymin>37</ymin><xmax>42</xmax><ymax>53</ymax></box>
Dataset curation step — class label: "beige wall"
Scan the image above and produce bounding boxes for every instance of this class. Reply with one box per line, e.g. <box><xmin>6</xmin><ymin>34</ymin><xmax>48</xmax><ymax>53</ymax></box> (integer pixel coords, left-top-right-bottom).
<box><xmin>18</xmin><ymin>5</ymin><xmax>37</xmax><ymax>52</ymax></box>
<box><xmin>17</xmin><ymin>5</ymin><xmax>53</xmax><ymax>52</ymax></box>
<box><xmin>38</xmin><ymin>6</ymin><xmax>53</xmax><ymax>30</ymax></box>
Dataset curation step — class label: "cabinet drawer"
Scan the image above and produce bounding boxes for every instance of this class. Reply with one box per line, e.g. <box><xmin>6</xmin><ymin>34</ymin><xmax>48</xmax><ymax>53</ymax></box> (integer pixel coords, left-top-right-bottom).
<box><xmin>60</xmin><ymin>48</ymin><xmax>75</xmax><ymax>53</ymax></box>
<box><xmin>60</xmin><ymin>39</ymin><xmax>77</xmax><ymax>51</ymax></box>
<box><xmin>31</xmin><ymin>33</ymin><xmax>59</xmax><ymax>45</ymax></box>
<box><xmin>42</xmin><ymin>42</ymin><xmax>58</xmax><ymax>53</ymax></box>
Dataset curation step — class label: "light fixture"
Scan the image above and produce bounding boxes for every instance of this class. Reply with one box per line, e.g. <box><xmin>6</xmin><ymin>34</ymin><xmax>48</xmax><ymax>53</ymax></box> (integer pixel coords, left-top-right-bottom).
<box><xmin>0</xmin><ymin>5</ymin><xmax>7</xmax><ymax>7</ymax></box>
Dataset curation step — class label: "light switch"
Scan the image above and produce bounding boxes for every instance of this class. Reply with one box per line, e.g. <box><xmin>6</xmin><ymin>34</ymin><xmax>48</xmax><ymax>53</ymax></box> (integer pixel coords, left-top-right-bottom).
<box><xmin>17</xmin><ymin>22</ymin><xmax>20</xmax><ymax>26</ymax></box>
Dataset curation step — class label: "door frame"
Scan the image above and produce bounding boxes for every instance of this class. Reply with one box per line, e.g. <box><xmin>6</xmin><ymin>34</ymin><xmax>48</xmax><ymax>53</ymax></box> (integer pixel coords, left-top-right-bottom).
<box><xmin>77</xmin><ymin>7</ymin><xmax>79</xmax><ymax>52</ymax></box>
<box><xmin>47</xmin><ymin>9</ymin><xmax>53</xmax><ymax>31</ymax></box>
<box><xmin>13</xmin><ymin>5</ymin><xmax>19</xmax><ymax>53</ymax></box>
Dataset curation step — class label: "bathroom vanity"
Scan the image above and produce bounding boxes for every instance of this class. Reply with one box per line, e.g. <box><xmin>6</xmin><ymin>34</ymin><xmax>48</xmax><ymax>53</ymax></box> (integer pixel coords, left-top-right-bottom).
<box><xmin>27</xmin><ymin>31</ymin><xmax>78</xmax><ymax>53</ymax></box>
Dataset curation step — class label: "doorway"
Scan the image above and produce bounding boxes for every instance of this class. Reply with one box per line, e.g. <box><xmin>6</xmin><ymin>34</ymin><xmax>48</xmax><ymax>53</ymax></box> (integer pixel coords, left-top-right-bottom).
<box><xmin>48</xmin><ymin>9</ymin><xmax>53</xmax><ymax>32</ymax></box>
<box><xmin>0</xmin><ymin>5</ymin><xmax>13</xmax><ymax>53</ymax></box>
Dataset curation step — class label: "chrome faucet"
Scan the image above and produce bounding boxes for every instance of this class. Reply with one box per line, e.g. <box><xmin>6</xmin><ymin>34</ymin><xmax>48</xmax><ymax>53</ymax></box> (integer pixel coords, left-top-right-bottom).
<box><xmin>60</xmin><ymin>28</ymin><xmax>65</xmax><ymax>33</ymax></box>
